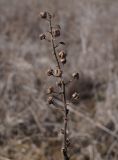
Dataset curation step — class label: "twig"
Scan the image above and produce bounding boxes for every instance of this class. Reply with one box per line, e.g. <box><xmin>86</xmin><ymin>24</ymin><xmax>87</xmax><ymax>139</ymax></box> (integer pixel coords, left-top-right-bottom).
<box><xmin>40</xmin><ymin>11</ymin><xmax>79</xmax><ymax>160</ymax></box>
<box><xmin>48</xmin><ymin>14</ymin><xmax>69</xmax><ymax>160</ymax></box>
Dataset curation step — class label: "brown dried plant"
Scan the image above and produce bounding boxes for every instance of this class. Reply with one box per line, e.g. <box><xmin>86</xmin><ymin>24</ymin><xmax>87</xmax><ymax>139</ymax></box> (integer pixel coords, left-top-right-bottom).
<box><xmin>40</xmin><ymin>11</ymin><xmax>79</xmax><ymax>160</ymax></box>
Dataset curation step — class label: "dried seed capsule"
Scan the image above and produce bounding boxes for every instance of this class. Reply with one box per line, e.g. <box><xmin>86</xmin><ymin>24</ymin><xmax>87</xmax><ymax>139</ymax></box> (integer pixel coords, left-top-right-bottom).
<box><xmin>46</xmin><ymin>69</ymin><xmax>53</xmax><ymax>76</ymax></box>
<box><xmin>53</xmin><ymin>29</ymin><xmax>60</xmax><ymax>37</ymax></box>
<box><xmin>72</xmin><ymin>92</ymin><xmax>79</xmax><ymax>100</ymax></box>
<box><xmin>47</xmin><ymin>96</ymin><xmax>53</xmax><ymax>104</ymax></box>
<box><xmin>39</xmin><ymin>34</ymin><xmax>46</xmax><ymax>40</ymax></box>
<box><xmin>60</xmin><ymin>58</ymin><xmax>66</xmax><ymax>64</ymax></box>
<box><xmin>47</xmin><ymin>86</ymin><xmax>54</xmax><ymax>94</ymax></box>
<box><xmin>72</xmin><ymin>72</ymin><xmax>79</xmax><ymax>79</ymax></box>
<box><xmin>40</xmin><ymin>11</ymin><xmax>47</xmax><ymax>19</ymax></box>
<box><xmin>58</xmin><ymin>51</ymin><xmax>67</xmax><ymax>59</ymax></box>
<box><xmin>54</xmin><ymin>69</ymin><xmax>62</xmax><ymax>77</ymax></box>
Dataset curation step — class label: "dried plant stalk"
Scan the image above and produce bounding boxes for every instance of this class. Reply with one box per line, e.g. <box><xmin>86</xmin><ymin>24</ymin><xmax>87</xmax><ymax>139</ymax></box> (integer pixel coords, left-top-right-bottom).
<box><xmin>40</xmin><ymin>11</ymin><xmax>79</xmax><ymax>160</ymax></box>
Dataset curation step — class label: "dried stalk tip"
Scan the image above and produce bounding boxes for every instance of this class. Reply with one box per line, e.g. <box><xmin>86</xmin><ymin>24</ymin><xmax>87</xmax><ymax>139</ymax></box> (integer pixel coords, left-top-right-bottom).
<box><xmin>53</xmin><ymin>29</ymin><xmax>60</xmax><ymax>37</ymax></box>
<box><xmin>39</xmin><ymin>34</ymin><xmax>46</xmax><ymax>40</ymax></box>
<box><xmin>47</xmin><ymin>86</ymin><xmax>54</xmax><ymax>94</ymax></box>
<box><xmin>40</xmin><ymin>11</ymin><xmax>47</xmax><ymax>19</ymax></box>
<box><xmin>54</xmin><ymin>69</ymin><xmax>62</xmax><ymax>77</ymax></box>
<box><xmin>72</xmin><ymin>72</ymin><xmax>79</xmax><ymax>79</ymax></box>
<box><xmin>47</xmin><ymin>96</ymin><xmax>53</xmax><ymax>104</ymax></box>
<box><xmin>58</xmin><ymin>51</ymin><xmax>67</xmax><ymax>59</ymax></box>
<box><xmin>46</xmin><ymin>69</ymin><xmax>53</xmax><ymax>76</ymax></box>
<box><xmin>72</xmin><ymin>92</ymin><xmax>79</xmax><ymax>100</ymax></box>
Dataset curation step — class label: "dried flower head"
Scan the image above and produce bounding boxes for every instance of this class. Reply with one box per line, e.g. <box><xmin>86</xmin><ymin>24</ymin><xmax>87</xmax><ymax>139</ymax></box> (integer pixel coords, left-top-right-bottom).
<box><xmin>40</xmin><ymin>11</ymin><xmax>47</xmax><ymax>19</ymax></box>
<box><xmin>46</xmin><ymin>68</ymin><xmax>53</xmax><ymax>76</ymax></box>
<box><xmin>53</xmin><ymin>29</ymin><xmax>60</xmax><ymax>37</ymax></box>
<box><xmin>54</xmin><ymin>69</ymin><xmax>62</xmax><ymax>77</ymax></box>
<box><xmin>72</xmin><ymin>92</ymin><xmax>79</xmax><ymax>100</ymax></box>
<box><xmin>47</xmin><ymin>86</ymin><xmax>54</xmax><ymax>94</ymax></box>
<box><xmin>72</xmin><ymin>72</ymin><xmax>79</xmax><ymax>79</ymax></box>
<box><xmin>39</xmin><ymin>34</ymin><xmax>46</xmax><ymax>40</ymax></box>
<box><xmin>58</xmin><ymin>51</ymin><xmax>67</xmax><ymax>59</ymax></box>
<box><xmin>47</xmin><ymin>96</ymin><xmax>53</xmax><ymax>104</ymax></box>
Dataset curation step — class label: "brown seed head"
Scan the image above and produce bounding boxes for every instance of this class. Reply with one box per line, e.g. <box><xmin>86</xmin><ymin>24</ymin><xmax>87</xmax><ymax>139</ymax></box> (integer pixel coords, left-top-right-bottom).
<box><xmin>47</xmin><ymin>86</ymin><xmax>54</xmax><ymax>94</ymax></box>
<box><xmin>40</xmin><ymin>11</ymin><xmax>47</xmax><ymax>19</ymax></box>
<box><xmin>46</xmin><ymin>68</ymin><xmax>53</xmax><ymax>76</ymax></box>
<box><xmin>54</xmin><ymin>69</ymin><xmax>62</xmax><ymax>77</ymax></box>
<box><xmin>72</xmin><ymin>72</ymin><xmax>79</xmax><ymax>79</ymax></box>
<box><xmin>60</xmin><ymin>58</ymin><xmax>66</xmax><ymax>64</ymax></box>
<box><xmin>47</xmin><ymin>96</ymin><xmax>53</xmax><ymax>104</ymax></box>
<box><xmin>58</xmin><ymin>51</ymin><xmax>67</xmax><ymax>59</ymax></box>
<box><xmin>53</xmin><ymin>29</ymin><xmax>60</xmax><ymax>37</ymax></box>
<box><xmin>39</xmin><ymin>34</ymin><xmax>46</xmax><ymax>40</ymax></box>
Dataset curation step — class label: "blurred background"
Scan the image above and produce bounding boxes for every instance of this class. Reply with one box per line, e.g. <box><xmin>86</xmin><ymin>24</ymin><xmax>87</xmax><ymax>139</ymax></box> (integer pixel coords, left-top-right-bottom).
<box><xmin>0</xmin><ymin>0</ymin><xmax>118</xmax><ymax>159</ymax></box>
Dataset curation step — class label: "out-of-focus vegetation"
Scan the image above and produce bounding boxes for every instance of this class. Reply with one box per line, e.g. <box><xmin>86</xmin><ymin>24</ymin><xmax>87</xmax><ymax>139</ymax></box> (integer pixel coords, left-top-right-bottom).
<box><xmin>0</xmin><ymin>0</ymin><xmax>118</xmax><ymax>159</ymax></box>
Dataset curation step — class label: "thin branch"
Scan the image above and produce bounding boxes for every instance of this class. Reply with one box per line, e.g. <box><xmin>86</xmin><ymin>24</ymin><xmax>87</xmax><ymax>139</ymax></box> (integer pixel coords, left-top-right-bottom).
<box><xmin>48</xmin><ymin>15</ymin><xmax>69</xmax><ymax>160</ymax></box>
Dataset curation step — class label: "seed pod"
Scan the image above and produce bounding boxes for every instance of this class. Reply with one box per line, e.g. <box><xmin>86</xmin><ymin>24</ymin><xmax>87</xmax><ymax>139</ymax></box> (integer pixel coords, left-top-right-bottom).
<box><xmin>47</xmin><ymin>86</ymin><xmax>54</xmax><ymax>94</ymax></box>
<box><xmin>58</xmin><ymin>51</ymin><xmax>66</xmax><ymax>59</ymax></box>
<box><xmin>60</xmin><ymin>58</ymin><xmax>66</xmax><ymax>64</ymax></box>
<box><xmin>46</xmin><ymin>69</ymin><xmax>53</xmax><ymax>76</ymax></box>
<box><xmin>40</xmin><ymin>11</ymin><xmax>47</xmax><ymax>19</ymax></box>
<box><xmin>72</xmin><ymin>72</ymin><xmax>79</xmax><ymax>79</ymax></box>
<box><xmin>39</xmin><ymin>34</ymin><xmax>46</xmax><ymax>40</ymax></box>
<box><xmin>72</xmin><ymin>92</ymin><xmax>79</xmax><ymax>100</ymax></box>
<box><xmin>54</xmin><ymin>69</ymin><xmax>62</xmax><ymax>77</ymax></box>
<box><xmin>53</xmin><ymin>29</ymin><xmax>60</xmax><ymax>37</ymax></box>
<box><xmin>47</xmin><ymin>96</ymin><xmax>53</xmax><ymax>104</ymax></box>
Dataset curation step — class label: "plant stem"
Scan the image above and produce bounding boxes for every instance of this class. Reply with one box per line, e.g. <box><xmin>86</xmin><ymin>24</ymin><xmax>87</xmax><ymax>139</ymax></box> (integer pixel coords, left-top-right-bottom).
<box><xmin>48</xmin><ymin>16</ymin><xmax>69</xmax><ymax>160</ymax></box>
